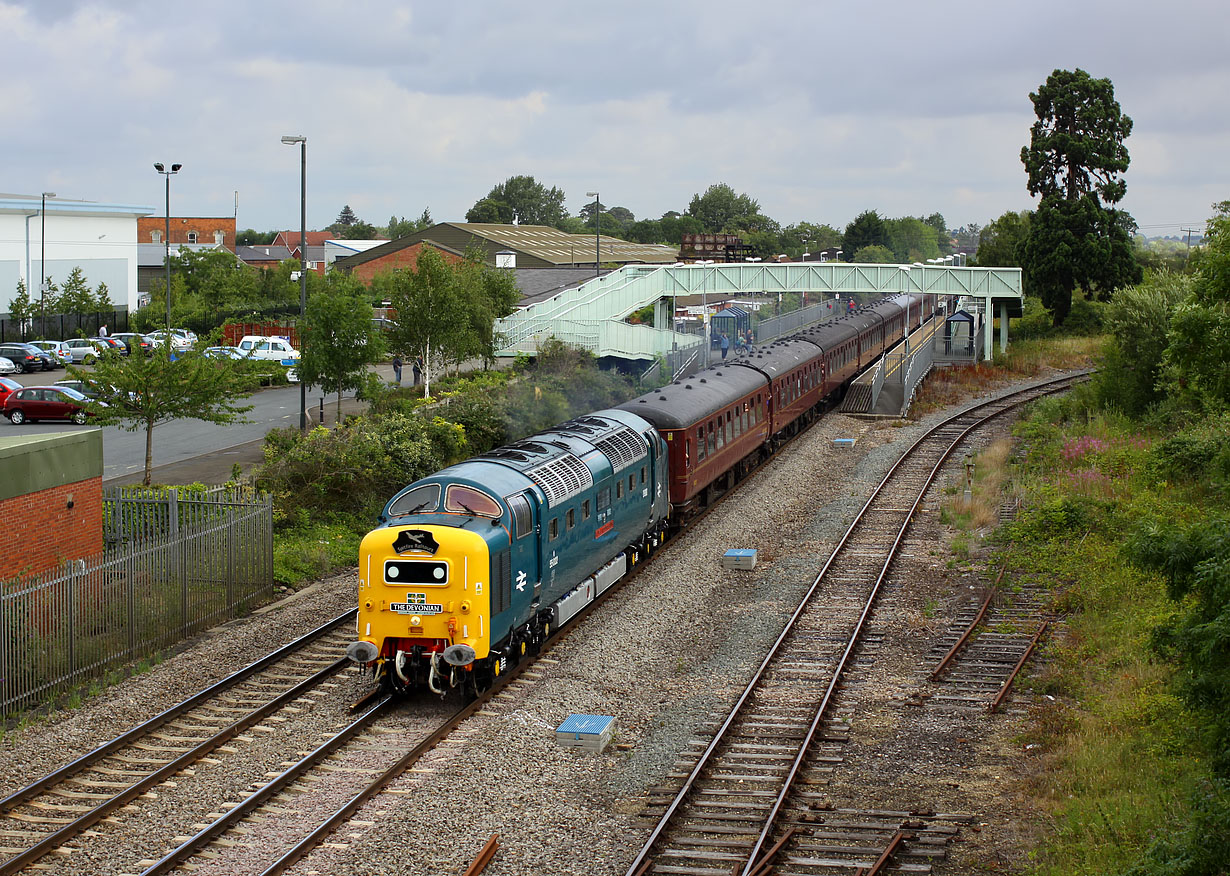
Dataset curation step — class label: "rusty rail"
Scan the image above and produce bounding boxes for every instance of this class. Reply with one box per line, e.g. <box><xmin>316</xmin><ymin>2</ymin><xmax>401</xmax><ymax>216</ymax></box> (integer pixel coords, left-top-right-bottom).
<box><xmin>461</xmin><ymin>834</ymin><xmax>499</xmax><ymax>876</ymax></box>
<box><xmin>989</xmin><ymin>620</ymin><xmax>1049</xmax><ymax>713</ymax></box>
<box><xmin>929</xmin><ymin>585</ymin><xmax>997</xmax><ymax>680</ymax></box>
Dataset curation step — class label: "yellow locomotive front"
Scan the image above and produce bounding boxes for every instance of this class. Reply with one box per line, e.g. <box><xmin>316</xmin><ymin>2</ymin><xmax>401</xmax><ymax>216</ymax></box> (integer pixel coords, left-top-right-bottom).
<box><xmin>348</xmin><ymin>524</ymin><xmax>492</xmax><ymax>694</ymax></box>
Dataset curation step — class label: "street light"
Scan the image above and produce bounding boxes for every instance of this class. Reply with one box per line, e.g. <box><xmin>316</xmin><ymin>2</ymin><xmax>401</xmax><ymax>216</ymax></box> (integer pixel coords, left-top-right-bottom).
<box><xmin>40</xmin><ymin>191</ymin><xmax>55</xmax><ymax>333</ymax></box>
<box><xmin>153</xmin><ymin>163</ymin><xmax>182</xmax><ymax>331</ymax></box>
<box><xmin>281</xmin><ymin>135</ymin><xmax>308</xmax><ymax>431</ymax></box>
<box><xmin>585</xmin><ymin>191</ymin><xmax>600</xmax><ymax>278</ymax></box>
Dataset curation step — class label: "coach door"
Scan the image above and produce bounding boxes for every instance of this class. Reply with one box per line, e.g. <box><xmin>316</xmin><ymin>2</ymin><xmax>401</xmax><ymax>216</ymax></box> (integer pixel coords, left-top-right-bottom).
<box><xmin>507</xmin><ymin>492</ymin><xmax>540</xmax><ymax>603</ymax></box>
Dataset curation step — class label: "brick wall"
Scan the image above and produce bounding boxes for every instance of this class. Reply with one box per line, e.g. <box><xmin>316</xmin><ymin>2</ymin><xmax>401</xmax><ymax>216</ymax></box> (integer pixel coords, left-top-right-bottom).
<box><xmin>0</xmin><ymin>477</ymin><xmax>103</xmax><ymax>580</ymax></box>
<box><xmin>348</xmin><ymin>241</ymin><xmax>466</xmax><ymax>285</ymax></box>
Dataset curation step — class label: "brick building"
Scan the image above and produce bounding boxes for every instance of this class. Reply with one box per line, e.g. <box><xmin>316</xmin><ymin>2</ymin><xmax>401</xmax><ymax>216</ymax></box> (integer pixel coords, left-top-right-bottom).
<box><xmin>336</xmin><ymin>239</ymin><xmax>467</xmax><ymax>285</ymax></box>
<box><xmin>137</xmin><ymin>216</ymin><xmax>237</xmax><ymax>252</ymax></box>
<box><xmin>0</xmin><ymin>432</ymin><xmax>103</xmax><ymax>580</ymax></box>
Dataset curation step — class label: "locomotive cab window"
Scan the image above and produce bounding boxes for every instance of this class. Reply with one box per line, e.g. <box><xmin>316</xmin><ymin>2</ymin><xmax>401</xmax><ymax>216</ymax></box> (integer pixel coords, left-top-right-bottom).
<box><xmin>445</xmin><ymin>485</ymin><xmax>502</xmax><ymax>517</ymax></box>
<box><xmin>388</xmin><ymin>483</ymin><xmax>441</xmax><ymax>517</ymax></box>
<box><xmin>507</xmin><ymin>493</ymin><xmax>533</xmax><ymax>538</ymax></box>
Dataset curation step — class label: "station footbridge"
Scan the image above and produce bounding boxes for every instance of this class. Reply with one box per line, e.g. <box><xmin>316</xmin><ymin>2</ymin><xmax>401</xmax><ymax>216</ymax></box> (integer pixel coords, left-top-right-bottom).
<box><xmin>495</xmin><ymin>261</ymin><xmax>1023</xmax><ymax>365</ymax></box>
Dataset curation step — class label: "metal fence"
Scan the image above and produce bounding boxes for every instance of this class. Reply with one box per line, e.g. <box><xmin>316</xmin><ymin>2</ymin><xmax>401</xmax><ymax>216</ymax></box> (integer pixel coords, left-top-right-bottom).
<box><xmin>1</xmin><ymin>486</ymin><xmax>273</xmax><ymax>715</ymax></box>
<box><xmin>0</xmin><ymin>310</ymin><xmax>129</xmax><ymax>344</ymax></box>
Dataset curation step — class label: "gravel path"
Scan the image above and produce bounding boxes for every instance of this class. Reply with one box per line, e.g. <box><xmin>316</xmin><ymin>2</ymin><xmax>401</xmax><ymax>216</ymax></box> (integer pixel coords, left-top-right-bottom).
<box><xmin>0</xmin><ymin>372</ymin><xmax>1064</xmax><ymax>875</ymax></box>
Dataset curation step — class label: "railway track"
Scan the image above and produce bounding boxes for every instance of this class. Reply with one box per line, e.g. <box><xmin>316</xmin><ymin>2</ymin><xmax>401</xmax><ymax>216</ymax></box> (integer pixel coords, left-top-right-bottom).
<box><xmin>624</xmin><ymin>372</ymin><xmax>1084</xmax><ymax>876</ymax></box>
<box><xmin>0</xmin><ymin>612</ymin><xmax>359</xmax><ymax>876</ymax></box>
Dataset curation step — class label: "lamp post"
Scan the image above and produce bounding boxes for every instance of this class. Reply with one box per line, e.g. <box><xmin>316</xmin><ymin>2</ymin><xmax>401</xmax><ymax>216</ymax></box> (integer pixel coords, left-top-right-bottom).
<box><xmin>39</xmin><ymin>191</ymin><xmax>55</xmax><ymax>333</ymax></box>
<box><xmin>281</xmin><ymin>135</ymin><xmax>308</xmax><ymax>431</ymax></box>
<box><xmin>585</xmin><ymin>191</ymin><xmax>600</xmax><ymax>277</ymax></box>
<box><xmin>153</xmin><ymin>163</ymin><xmax>182</xmax><ymax>331</ymax></box>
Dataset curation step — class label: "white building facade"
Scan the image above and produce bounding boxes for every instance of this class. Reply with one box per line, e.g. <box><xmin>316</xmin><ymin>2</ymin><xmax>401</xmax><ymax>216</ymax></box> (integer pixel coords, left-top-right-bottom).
<box><xmin>0</xmin><ymin>194</ymin><xmax>153</xmax><ymax>315</ymax></box>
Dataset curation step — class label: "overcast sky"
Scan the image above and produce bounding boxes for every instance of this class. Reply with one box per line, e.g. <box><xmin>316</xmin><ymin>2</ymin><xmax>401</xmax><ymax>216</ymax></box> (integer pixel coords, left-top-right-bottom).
<box><xmin>6</xmin><ymin>0</ymin><xmax>1228</xmax><ymax>239</ymax></box>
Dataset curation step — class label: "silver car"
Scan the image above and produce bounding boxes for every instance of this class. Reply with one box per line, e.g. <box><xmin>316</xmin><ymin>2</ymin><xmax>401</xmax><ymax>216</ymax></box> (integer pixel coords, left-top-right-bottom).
<box><xmin>0</xmin><ymin>357</ymin><xmax>16</xmax><ymax>375</ymax></box>
<box><xmin>27</xmin><ymin>340</ymin><xmax>72</xmax><ymax>366</ymax></box>
<box><xmin>61</xmin><ymin>338</ymin><xmax>114</xmax><ymax>364</ymax></box>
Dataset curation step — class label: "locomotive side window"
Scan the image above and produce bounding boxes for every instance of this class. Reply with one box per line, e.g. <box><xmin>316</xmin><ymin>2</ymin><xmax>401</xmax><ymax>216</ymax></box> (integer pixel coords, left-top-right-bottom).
<box><xmin>566</xmin><ymin>508</ymin><xmax>575</xmax><ymax>530</ymax></box>
<box><xmin>508</xmin><ymin>493</ymin><xmax>533</xmax><ymax>538</ymax></box>
<box><xmin>640</xmin><ymin>465</ymin><xmax>647</xmax><ymax>485</ymax></box>
<box><xmin>616</xmin><ymin>480</ymin><xmax>624</xmax><ymax>499</ymax></box>
<box><xmin>549</xmin><ymin>518</ymin><xmax>559</xmax><ymax>540</ymax></box>
<box><xmin>598</xmin><ymin>486</ymin><xmax>611</xmax><ymax>507</ymax></box>
<box><xmin>582</xmin><ymin>499</ymin><xmax>591</xmax><ymax>520</ymax></box>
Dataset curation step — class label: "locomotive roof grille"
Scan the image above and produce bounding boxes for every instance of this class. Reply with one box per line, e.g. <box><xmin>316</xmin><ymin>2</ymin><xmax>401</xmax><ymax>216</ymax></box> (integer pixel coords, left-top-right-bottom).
<box><xmin>527</xmin><ymin>454</ymin><xmax>595</xmax><ymax>506</ymax></box>
<box><xmin>593</xmin><ymin>425</ymin><xmax>647</xmax><ymax>473</ymax></box>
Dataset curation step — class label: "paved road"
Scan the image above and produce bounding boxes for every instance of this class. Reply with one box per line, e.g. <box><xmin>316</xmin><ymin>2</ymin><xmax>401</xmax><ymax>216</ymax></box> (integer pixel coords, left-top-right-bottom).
<box><xmin>1</xmin><ymin>366</ymin><xmax>382</xmax><ymax>484</ymax></box>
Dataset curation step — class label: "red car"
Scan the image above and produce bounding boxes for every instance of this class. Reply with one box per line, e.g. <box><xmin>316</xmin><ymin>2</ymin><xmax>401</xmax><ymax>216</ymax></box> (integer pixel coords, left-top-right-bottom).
<box><xmin>0</xmin><ymin>376</ymin><xmax>20</xmax><ymax>408</ymax></box>
<box><xmin>3</xmin><ymin>385</ymin><xmax>101</xmax><ymax>425</ymax></box>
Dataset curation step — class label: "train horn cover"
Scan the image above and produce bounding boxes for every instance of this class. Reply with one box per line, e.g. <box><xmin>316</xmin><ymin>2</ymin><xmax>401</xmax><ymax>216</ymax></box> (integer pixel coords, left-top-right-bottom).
<box><xmin>346</xmin><ymin>641</ymin><xmax>379</xmax><ymax>664</ymax></box>
<box><xmin>443</xmin><ymin>644</ymin><xmax>477</xmax><ymax>666</ymax></box>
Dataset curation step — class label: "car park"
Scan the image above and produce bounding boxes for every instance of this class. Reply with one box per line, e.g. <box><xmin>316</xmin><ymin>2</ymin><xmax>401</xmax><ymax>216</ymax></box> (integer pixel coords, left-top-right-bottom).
<box><xmin>110</xmin><ymin>333</ymin><xmax>154</xmax><ymax>356</ymax></box>
<box><xmin>27</xmin><ymin>340</ymin><xmax>71</xmax><ymax>366</ymax></box>
<box><xmin>0</xmin><ymin>357</ymin><xmax>16</xmax><ymax>375</ymax></box>
<box><xmin>0</xmin><ymin>343</ymin><xmax>53</xmax><ymax>373</ymax></box>
<box><xmin>3</xmin><ymin>385</ymin><xmax>101</xmax><ymax>425</ymax></box>
<box><xmin>61</xmin><ymin>338</ymin><xmax>115</xmax><ymax>364</ymax></box>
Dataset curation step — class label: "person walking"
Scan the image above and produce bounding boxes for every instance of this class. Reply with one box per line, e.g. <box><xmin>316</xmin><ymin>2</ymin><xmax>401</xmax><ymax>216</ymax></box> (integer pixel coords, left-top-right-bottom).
<box><xmin>720</xmin><ymin>332</ymin><xmax>729</xmax><ymax>360</ymax></box>
<box><xmin>391</xmin><ymin>355</ymin><xmax>403</xmax><ymax>385</ymax></box>
<box><xmin>412</xmin><ymin>356</ymin><xmax>423</xmax><ymax>386</ymax></box>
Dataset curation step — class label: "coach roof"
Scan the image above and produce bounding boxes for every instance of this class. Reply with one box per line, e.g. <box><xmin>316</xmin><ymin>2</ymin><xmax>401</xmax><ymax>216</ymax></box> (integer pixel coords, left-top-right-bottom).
<box><xmin>618</xmin><ymin>363</ymin><xmax>767</xmax><ymax>430</ymax></box>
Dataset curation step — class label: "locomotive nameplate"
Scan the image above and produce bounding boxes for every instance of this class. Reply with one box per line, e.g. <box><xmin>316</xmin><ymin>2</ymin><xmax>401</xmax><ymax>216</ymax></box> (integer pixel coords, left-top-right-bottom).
<box><xmin>390</xmin><ymin>602</ymin><xmax>443</xmax><ymax>614</ymax></box>
<box><xmin>390</xmin><ymin>592</ymin><xmax>444</xmax><ymax>614</ymax></box>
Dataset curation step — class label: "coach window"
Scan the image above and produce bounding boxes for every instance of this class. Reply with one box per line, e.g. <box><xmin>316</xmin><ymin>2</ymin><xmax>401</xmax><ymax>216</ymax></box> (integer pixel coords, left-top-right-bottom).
<box><xmin>566</xmin><ymin>508</ymin><xmax>575</xmax><ymax>530</ymax></box>
<box><xmin>707</xmin><ymin>423</ymin><xmax>716</xmax><ymax>455</ymax></box>
<box><xmin>734</xmin><ymin>408</ymin><xmax>742</xmax><ymax>438</ymax></box>
<box><xmin>715</xmin><ymin>419</ymin><xmax>724</xmax><ymax>450</ymax></box>
<box><xmin>582</xmin><ymin>499</ymin><xmax>591</xmax><ymax>521</ymax></box>
<box><xmin>549</xmin><ymin>518</ymin><xmax>559</xmax><ymax>540</ymax></box>
<box><xmin>726</xmin><ymin>411</ymin><xmax>734</xmax><ymax>442</ymax></box>
<box><xmin>696</xmin><ymin>427</ymin><xmax>706</xmax><ymax>461</ymax></box>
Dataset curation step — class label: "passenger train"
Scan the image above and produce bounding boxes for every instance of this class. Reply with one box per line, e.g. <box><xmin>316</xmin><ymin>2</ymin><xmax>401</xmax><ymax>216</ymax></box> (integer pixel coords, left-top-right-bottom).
<box><xmin>347</xmin><ymin>292</ymin><xmax>941</xmax><ymax>695</ymax></box>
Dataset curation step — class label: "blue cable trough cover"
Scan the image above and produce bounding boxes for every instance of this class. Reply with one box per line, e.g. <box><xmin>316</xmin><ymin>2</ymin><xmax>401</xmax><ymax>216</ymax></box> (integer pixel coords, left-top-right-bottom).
<box><xmin>722</xmin><ymin>548</ymin><xmax>757</xmax><ymax>570</ymax></box>
<box><xmin>556</xmin><ymin>714</ymin><xmax>616</xmax><ymax>752</ymax></box>
<box><xmin>834</xmin><ymin>437</ymin><xmax>857</xmax><ymax>448</ymax></box>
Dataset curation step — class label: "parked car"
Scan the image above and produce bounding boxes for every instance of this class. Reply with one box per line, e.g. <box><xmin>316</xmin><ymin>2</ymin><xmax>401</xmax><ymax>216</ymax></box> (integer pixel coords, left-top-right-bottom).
<box><xmin>0</xmin><ymin>357</ymin><xmax>16</xmax><ymax>375</ymax></box>
<box><xmin>27</xmin><ymin>340</ymin><xmax>72</xmax><ymax>366</ymax></box>
<box><xmin>0</xmin><ymin>343</ymin><xmax>53</xmax><ymax>373</ymax></box>
<box><xmin>110</xmin><ymin>332</ymin><xmax>154</xmax><ymax>356</ymax></box>
<box><xmin>53</xmin><ymin>379</ymin><xmax>98</xmax><ymax>399</ymax></box>
<box><xmin>201</xmin><ymin>346</ymin><xmax>246</xmax><ymax>360</ymax></box>
<box><xmin>0</xmin><ymin>376</ymin><xmax>20</xmax><ymax>405</ymax></box>
<box><xmin>146</xmin><ymin>329</ymin><xmax>196</xmax><ymax>352</ymax></box>
<box><xmin>93</xmin><ymin>337</ymin><xmax>129</xmax><ymax>356</ymax></box>
<box><xmin>61</xmin><ymin>338</ymin><xmax>116</xmax><ymax>364</ymax></box>
<box><xmin>3</xmin><ymin>385</ymin><xmax>102</xmax><ymax>425</ymax></box>
<box><xmin>237</xmin><ymin>335</ymin><xmax>300</xmax><ymax>363</ymax></box>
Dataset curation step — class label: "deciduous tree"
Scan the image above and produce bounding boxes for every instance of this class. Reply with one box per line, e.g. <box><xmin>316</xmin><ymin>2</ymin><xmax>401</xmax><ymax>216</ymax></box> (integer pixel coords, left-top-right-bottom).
<box><xmin>73</xmin><ymin>345</ymin><xmax>256</xmax><ymax>485</ymax></box>
<box><xmin>973</xmin><ymin>210</ymin><xmax>1031</xmax><ymax>268</ymax></box>
<box><xmin>297</xmin><ymin>272</ymin><xmax>386</xmax><ymax>422</ymax></box>
<box><xmin>380</xmin><ymin>248</ymin><xmax>467</xmax><ymax>398</ymax></box>
<box><xmin>465</xmin><ymin>175</ymin><xmax>567</xmax><ymax>228</ymax></box>
<box><xmin>687</xmin><ymin>183</ymin><xmax>763</xmax><ymax>233</ymax></box>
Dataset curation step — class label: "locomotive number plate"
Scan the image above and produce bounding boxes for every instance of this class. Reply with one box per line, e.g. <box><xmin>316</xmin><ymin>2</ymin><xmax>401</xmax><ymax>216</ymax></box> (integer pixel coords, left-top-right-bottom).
<box><xmin>390</xmin><ymin>602</ymin><xmax>443</xmax><ymax>614</ymax></box>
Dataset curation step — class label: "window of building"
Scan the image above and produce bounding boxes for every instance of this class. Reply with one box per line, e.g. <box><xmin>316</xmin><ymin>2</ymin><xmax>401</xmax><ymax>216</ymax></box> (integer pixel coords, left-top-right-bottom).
<box><xmin>186</xmin><ymin>231</ymin><xmax>198</xmax><ymax>244</ymax></box>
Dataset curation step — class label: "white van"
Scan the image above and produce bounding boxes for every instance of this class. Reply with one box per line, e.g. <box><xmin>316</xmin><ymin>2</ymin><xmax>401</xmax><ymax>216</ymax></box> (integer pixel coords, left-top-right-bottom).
<box><xmin>237</xmin><ymin>335</ymin><xmax>300</xmax><ymax>364</ymax></box>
